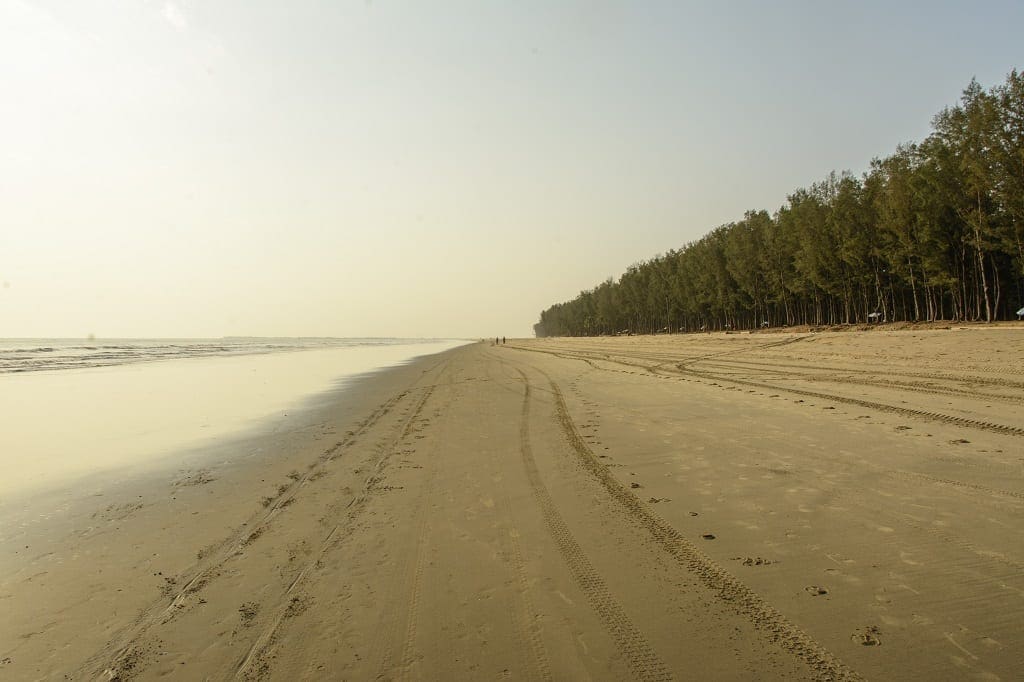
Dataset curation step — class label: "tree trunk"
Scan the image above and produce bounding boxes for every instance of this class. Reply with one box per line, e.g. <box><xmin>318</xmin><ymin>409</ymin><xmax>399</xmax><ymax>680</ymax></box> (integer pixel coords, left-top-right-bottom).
<box><xmin>991</xmin><ymin>253</ymin><xmax>1001</xmax><ymax>319</ymax></box>
<box><xmin>974</xmin><ymin>191</ymin><xmax>992</xmax><ymax>322</ymax></box>
<box><xmin>907</xmin><ymin>257</ymin><xmax>921</xmax><ymax>321</ymax></box>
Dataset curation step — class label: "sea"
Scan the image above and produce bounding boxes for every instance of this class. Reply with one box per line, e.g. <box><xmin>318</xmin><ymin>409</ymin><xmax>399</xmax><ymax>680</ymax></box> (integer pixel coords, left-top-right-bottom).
<box><xmin>0</xmin><ymin>337</ymin><xmax>468</xmax><ymax>504</ymax></box>
<box><xmin>0</xmin><ymin>337</ymin><xmax>453</xmax><ymax>374</ymax></box>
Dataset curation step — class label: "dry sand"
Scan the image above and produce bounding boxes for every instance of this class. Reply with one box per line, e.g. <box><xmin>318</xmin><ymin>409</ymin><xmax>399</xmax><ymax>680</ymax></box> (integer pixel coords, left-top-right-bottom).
<box><xmin>2</xmin><ymin>327</ymin><xmax>1022</xmax><ymax>680</ymax></box>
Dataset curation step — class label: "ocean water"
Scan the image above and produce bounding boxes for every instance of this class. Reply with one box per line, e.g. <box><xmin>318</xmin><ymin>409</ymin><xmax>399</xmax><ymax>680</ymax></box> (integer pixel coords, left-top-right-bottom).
<box><xmin>0</xmin><ymin>338</ymin><xmax>467</xmax><ymax>502</ymax></box>
<box><xmin>0</xmin><ymin>337</ymin><xmax>447</xmax><ymax>374</ymax></box>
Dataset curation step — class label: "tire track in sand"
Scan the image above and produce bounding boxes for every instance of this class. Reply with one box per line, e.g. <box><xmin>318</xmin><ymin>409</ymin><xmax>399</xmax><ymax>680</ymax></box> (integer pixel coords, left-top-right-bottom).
<box><xmin>888</xmin><ymin>470</ymin><xmax>1024</xmax><ymax>502</ymax></box>
<box><xmin>533</xmin><ymin>367</ymin><xmax>861</xmax><ymax>682</ymax></box>
<box><xmin>696</xmin><ymin>358</ymin><xmax>1024</xmax><ymax>406</ymax></box>
<box><xmin>514</xmin><ymin>367</ymin><xmax>672</xmax><ymax>682</ymax></box>
<box><xmin>81</xmin><ymin>383</ymin><xmax>425</xmax><ymax>681</ymax></box>
<box><xmin>671</xmin><ymin>363</ymin><xmax>1024</xmax><ymax>439</ymax></box>
<box><xmin>368</xmin><ymin>365</ymin><xmax>460</xmax><ymax>681</ymax></box>
<box><xmin>487</xmin><ymin>358</ymin><xmax>555</xmax><ymax>682</ymax></box>
<box><xmin>499</xmin><ymin>505</ymin><xmax>554</xmax><ymax>682</ymax></box>
<box><xmin>234</xmin><ymin>373</ymin><xmax>445</xmax><ymax>680</ymax></box>
<box><xmin>507</xmin><ymin>343</ymin><xmax>1023</xmax><ymax>439</ymax></box>
<box><xmin>391</xmin><ymin>480</ymin><xmax>432</xmax><ymax>680</ymax></box>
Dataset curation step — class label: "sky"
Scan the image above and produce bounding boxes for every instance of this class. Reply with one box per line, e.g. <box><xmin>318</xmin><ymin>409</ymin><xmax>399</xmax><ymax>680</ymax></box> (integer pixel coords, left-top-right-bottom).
<box><xmin>1</xmin><ymin>1</ymin><xmax>1022</xmax><ymax>338</ymax></box>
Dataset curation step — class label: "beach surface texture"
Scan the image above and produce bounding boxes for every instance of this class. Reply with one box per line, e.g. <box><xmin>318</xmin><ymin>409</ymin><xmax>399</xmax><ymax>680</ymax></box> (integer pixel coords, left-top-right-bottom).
<box><xmin>2</xmin><ymin>328</ymin><xmax>1022</xmax><ymax>680</ymax></box>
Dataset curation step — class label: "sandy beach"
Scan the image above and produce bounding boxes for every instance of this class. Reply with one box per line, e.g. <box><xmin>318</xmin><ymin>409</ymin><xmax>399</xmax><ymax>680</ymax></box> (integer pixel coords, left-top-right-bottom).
<box><xmin>2</xmin><ymin>328</ymin><xmax>1023</xmax><ymax>680</ymax></box>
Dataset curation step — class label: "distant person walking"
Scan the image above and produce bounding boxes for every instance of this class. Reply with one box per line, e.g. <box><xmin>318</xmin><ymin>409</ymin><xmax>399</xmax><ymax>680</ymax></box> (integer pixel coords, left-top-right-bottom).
<box><xmin>502</xmin><ymin>337</ymin><xmax>506</xmax><ymax>344</ymax></box>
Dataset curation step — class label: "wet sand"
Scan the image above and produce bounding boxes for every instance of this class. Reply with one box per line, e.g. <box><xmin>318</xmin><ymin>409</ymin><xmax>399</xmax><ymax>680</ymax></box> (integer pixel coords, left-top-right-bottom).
<box><xmin>0</xmin><ymin>341</ymin><xmax>464</xmax><ymax>502</ymax></box>
<box><xmin>2</xmin><ymin>328</ymin><xmax>1022</xmax><ymax>680</ymax></box>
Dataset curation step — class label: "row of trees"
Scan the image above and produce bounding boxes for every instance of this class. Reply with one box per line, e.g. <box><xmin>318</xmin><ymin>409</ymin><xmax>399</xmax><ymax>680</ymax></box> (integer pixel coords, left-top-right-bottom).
<box><xmin>535</xmin><ymin>72</ymin><xmax>1024</xmax><ymax>337</ymax></box>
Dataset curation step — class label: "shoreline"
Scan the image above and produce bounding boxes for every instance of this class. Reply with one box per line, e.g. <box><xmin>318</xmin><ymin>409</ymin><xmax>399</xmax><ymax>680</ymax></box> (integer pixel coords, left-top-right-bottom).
<box><xmin>0</xmin><ymin>340</ymin><xmax>466</xmax><ymax>506</ymax></box>
<box><xmin>2</xmin><ymin>331</ymin><xmax>1022</xmax><ymax>680</ymax></box>
<box><xmin>0</xmin><ymin>355</ymin><xmax>419</xmax><ymax>537</ymax></box>
<box><xmin>0</xmin><ymin>345</ymin><xmax>460</xmax><ymax>679</ymax></box>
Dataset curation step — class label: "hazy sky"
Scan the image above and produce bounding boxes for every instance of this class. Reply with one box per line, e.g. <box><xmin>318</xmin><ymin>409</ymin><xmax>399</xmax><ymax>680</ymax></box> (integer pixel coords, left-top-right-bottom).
<box><xmin>2</xmin><ymin>1</ymin><xmax>1021</xmax><ymax>338</ymax></box>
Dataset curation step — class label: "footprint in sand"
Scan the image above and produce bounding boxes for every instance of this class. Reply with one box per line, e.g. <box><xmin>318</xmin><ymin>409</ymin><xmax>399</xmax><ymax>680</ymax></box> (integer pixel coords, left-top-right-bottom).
<box><xmin>730</xmin><ymin>556</ymin><xmax>774</xmax><ymax>566</ymax></box>
<box><xmin>238</xmin><ymin>601</ymin><xmax>260</xmax><ymax>626</ymax></box>
<box><xmin>701</xmin><ymin>533</ymin><xmax>716</xmax><ymax>540</ymax></box>
<box><xmin>805</xmin><ymin>585</ymin><xmax>829</xmax><ymax>596</ymax></box>
<box><xmin>852</xmin><ymin>625</ymin><xmax>882</xmax><ymax>646</ymax></box>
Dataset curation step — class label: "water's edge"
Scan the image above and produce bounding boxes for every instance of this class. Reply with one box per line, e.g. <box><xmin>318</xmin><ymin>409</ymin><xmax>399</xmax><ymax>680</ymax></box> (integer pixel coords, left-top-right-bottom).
<box><xmin>0</xmin><ymin>340</ymin><xmax>469</xmax><ymax>507</ymax></box>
